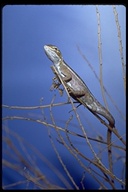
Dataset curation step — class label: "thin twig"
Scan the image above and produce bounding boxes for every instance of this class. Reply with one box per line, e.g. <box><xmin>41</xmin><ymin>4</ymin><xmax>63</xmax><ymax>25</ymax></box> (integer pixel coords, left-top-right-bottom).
<box><xmin>113</xmin><ymin>5</ymin><xmax>126</xmax><ymax>94</ymax></box>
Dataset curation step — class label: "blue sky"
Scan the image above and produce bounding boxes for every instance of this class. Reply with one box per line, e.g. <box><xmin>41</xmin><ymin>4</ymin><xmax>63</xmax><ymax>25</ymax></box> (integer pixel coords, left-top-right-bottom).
<box><xmin>2</xmin><ymin>5</ymin><xmax>126</xmax><ymax>189</ymax></box>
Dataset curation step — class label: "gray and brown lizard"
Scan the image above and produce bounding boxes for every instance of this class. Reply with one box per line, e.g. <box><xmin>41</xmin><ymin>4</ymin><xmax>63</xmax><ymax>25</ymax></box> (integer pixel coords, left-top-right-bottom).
<box><xmin>44</xmin><ymin>45</ymin><xmax>115</xmax><ymax>127</ymax></box>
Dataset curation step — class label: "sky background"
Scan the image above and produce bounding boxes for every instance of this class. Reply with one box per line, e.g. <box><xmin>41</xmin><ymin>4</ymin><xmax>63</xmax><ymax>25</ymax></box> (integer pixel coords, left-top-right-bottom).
<box><xmin>2</xmin><ymin>5</ymin><xmax>126</xmax><ymax>189</ymax></box>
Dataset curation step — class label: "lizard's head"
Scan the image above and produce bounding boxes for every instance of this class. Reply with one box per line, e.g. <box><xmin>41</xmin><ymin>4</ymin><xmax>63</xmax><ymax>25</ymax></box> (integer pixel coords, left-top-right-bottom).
<box><xmin>44</xmin><ymin>45</ymin><xmax>63</xmax><ymax>64</ymax></box>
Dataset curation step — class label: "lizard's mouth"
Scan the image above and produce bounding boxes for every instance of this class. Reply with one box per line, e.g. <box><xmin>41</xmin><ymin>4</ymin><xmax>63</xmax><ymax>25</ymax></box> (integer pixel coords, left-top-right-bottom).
<box><xmin>44</xmin><ymin>45</ymin><xmax>62</xmax><ymax>64</ymax></box>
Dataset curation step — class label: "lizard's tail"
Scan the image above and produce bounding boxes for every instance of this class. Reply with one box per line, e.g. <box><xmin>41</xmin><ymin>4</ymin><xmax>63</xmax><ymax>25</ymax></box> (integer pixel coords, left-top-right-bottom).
<box><xmin>96</xmin><ymin>106</ymin><xmax>115</xmax><ymax>127</ymax></box>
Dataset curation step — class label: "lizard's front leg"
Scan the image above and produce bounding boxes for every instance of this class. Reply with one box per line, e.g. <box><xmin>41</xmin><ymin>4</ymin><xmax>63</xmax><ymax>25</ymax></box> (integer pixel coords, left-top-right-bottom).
<box><xmin>50</xmin><ymin>66</ymin><xmax>61</xmax><ymax>90</ymax></box>
<box><xmin>50</xmin><ymin>65</ymin><xmax>65</xmax><ymax>96</ymax></box>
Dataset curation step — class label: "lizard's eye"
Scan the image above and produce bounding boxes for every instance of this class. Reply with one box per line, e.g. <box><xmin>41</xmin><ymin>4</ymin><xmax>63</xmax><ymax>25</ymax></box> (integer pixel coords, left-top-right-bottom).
<box><xmin>54</xmin><ymin>47</ymin><xmax>58</xmax><ymax>51</ymax></box>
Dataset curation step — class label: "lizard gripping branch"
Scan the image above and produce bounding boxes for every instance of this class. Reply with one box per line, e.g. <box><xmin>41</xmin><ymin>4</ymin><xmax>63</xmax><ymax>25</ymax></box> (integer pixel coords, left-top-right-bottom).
<box><xmin>44</xmin><ymin>44</ymin><xmax>115</xmax><ymax>127</ymax></box>
<box><xmin>44</xmin><ymin>45</ymin><xmax>116</xmax><ymax>185</ymax></box>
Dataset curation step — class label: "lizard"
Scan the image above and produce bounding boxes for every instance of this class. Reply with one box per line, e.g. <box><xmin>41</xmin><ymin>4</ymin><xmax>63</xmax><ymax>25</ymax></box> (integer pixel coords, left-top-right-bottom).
<box><xmin>44</xmin><ymin>44</ymin><xmax>115</xmax><ymax>182</ymax></box>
